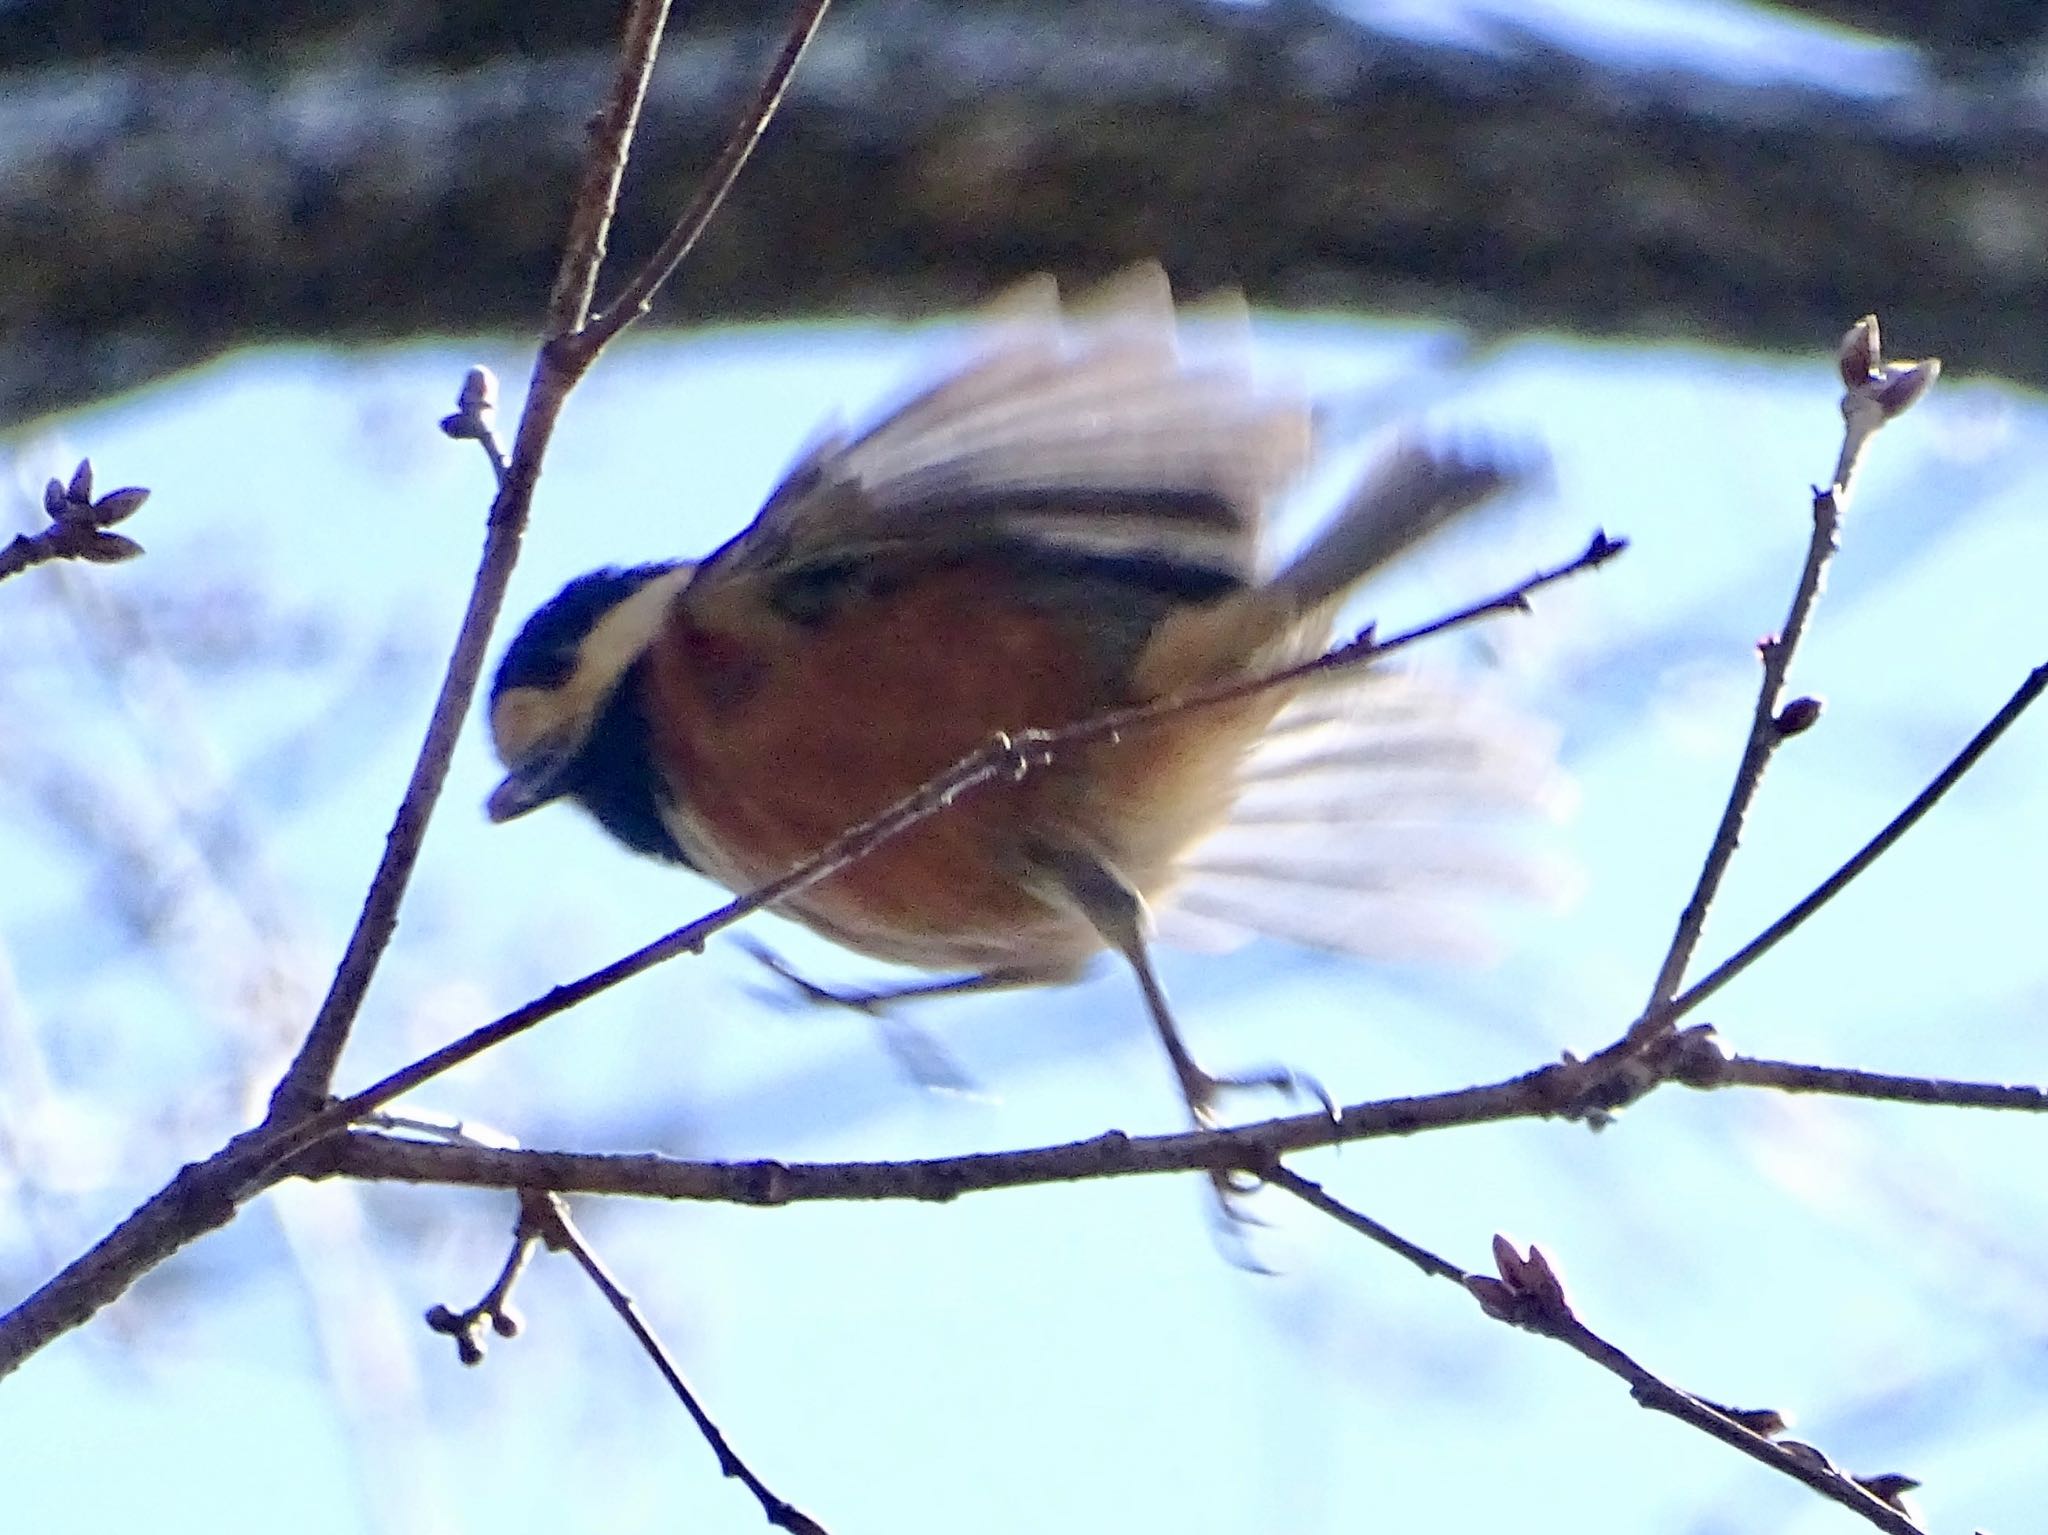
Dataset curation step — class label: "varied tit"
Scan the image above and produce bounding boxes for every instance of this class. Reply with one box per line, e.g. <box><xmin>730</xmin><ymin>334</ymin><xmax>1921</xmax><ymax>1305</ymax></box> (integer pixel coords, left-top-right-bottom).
<box><xmin>486</xmin><ymin>265</ymin><xmax>1555</xmax><ymax>1133</ymax></box>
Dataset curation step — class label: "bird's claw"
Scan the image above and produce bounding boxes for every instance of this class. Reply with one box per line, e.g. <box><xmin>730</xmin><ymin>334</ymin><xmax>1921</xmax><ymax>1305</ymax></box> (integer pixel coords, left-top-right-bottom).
<box><xmin>1183</xmin><ymin>1061</ymin><xmax>1338</xmax><ymax>1130</ymax></box>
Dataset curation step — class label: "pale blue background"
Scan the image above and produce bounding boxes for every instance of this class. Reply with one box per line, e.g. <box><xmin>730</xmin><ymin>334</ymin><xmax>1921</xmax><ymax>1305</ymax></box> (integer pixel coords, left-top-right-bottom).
<box><xmin>3</xmin><ymin>3</ymin><xmax>2046</xmax><ymax>1533</ymax></box>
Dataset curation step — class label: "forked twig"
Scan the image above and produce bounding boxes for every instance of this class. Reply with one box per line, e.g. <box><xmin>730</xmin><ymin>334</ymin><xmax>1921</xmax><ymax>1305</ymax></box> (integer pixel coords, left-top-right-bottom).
<box><xmin>387</xmin><ymin>1110</ymin><xmax>825</xmax><ymax>1527</ymax></box>
<box><xmin>529</xmin><ymin>1197</ymin><xmax>832</xmax><ymax>1534</ymax></box>
<box><xmin>577</xmin><ymin>0</ymin><xmax>836</xmax><ymax>355</ymax></box>
<box><xmin>1641</xmin><ymin>320</ymin><xmax>1938</xmax><ymax>1017</ymax></box>
<box><xmin>0</xmin><ymin>0</ymin><xmax>838</xmax><ymax>1381</ymax></box>
<box><xmin>543</xmin><ymin>0</ymin><xmax>680</xmax><ymax>337</ymax></box>
<box><xmin>267</xmin><ymin>0</ymin><xmax>687</xmax><ymax>1117</ymax></box>
<box><xmin>1664</xmin><ymin>661</ymin><xmax>2048</xmax><ymax>1027</ymax></box>
<box><xmin>1269</xmin><ymin>1173</ymin><xmax>1925</xmax><ymax>1535</ymax></box>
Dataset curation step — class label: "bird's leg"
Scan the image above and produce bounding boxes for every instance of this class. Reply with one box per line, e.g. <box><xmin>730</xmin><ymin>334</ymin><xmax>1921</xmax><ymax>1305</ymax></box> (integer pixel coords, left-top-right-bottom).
<box><xmin>1030</xmin><ymin>845</ymin><xmax>1332</xmax><ymax>1159</ymax></box>
<box><xmin>1119</xmin><ymin>920</ymin><xmax>1318</xmax><ymax>1132</ymax></box>
<box><xmin>740</xmin><ymin>939</ymin><xmax>1045</xmax><ymax>1014</ymax></box>
<box><xmin>739</xmin><ymin>939</ymin><xmax>1061</xmax><ymax>1094</ymax></box>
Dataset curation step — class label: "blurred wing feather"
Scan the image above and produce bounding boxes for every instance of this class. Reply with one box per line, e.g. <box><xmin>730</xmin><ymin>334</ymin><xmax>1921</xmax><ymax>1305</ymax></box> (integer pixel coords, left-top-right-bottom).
<box><xmin>724</xmin><ymin>265</ymin><xmax>1312</xmax><ymax>584</ymax></box>
<box><xmin>1153</xmin><ymin>675</ymin><xmax>1574</xmax><ymax>964</ymax></box>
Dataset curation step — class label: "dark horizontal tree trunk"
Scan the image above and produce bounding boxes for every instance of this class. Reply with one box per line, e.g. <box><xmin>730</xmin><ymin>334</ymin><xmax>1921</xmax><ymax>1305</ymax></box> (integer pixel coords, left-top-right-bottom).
<box><xmin>6</xmin><ymin>0</ymin><xmax>2044</xmax><ymax>424</ymax></box>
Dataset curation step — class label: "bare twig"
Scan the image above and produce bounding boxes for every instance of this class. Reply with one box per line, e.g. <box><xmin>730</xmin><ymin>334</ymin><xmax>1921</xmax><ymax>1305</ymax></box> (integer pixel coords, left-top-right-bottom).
<box><xmin>1662</xmin><ymin>661</ymin><xmax>2048</xmax><ymax>1026</ymax></box>
<box><xmin>544</xmin><ymin>0</ymin><xmax>677</xmax><ymax>337</ymax></box>
<box><xmin>532</xmin><ymin>1197</ymin><xmax>831</xmax><ymax>1534</ymax></box>
<box><xmin>264</xmin><ymin>0</ymin><xmax>684</xmax><ymax>1118</ymax></box>
<box><xmin>1113</xmin><ymin>529</ymin><xmax>1625</xmax><ymax>743</ymax></box>
<box><xmin>1640</xmin><ymin>486</ymin><xmax>1838</xmax><ymax>1009</ymax></box>
<box><xmin>15</xmin><ymin>933</ymin><xmax>2038</xmax><ymax>1385</ymax></box>
<box><xmin>0</xmin><ymin>0</ymin><xmax>836</xmax><ymax>1377</ymax></box>
<box><xmin>399</xmin><ymin>1105</ymin><xmax>828</xmax><ymax>1525</ymax></box>
<box><xmin>0</xmin><ymin>462</ymin><xmax>150</xmax><ymax>584</ymax></box>
<box><xmin>310</xmin><ymin>1092</ymin><xmax>1545</xmax><ymax>1203</ymax></box>
<box><xmin>1259</xmin><ymin>1164</ymin><xmax>1464</xmax><ymax>1281</ymax></box>
<box><xmin>307</xmin><ymin>1034</ymin><xmax>2048</xmax><ymax>1204</ymax></box>
<box><xmin>1469</xmin><ymin>1236</ymin><xmax>1925</xmax><ymax>1535</ymax></box>
<box><xmin>1696</xmin><ymin>1055</ymin><xmax>2048</xmax><ymax>1110</ymax></box>
<box><xmin>271</xmin><ymin>0</ymin><xmax>833</xmax><ymax>1117</ymax></box>
<box><xmin>1268</xmin><ymin>1182</ymin><xmax>1927</xmax><ymax>1535</ymax></box>
<box><xmin>1642</xmin><ymin>320</ymin><xmax>1939</xmax><ymax>1015</ymax></box>
<box><xmin>576</xmin><ymin>0</ymin><xmax>836</xmax><ymax>356</ymax></box>
<box><xmin>424</xmin><ymin>1215</ymin><xmax>541</xmax><ymax>1367</ymax></box>
<box><xmin>398</xmin><ymin>1115</ymin><xmax>541</xmax><ymax>1366</ymax></box>
<box><xmin>1555</xmin><ymin>657</ymin><xmax>2048</xmax><ymax>1118</ymax></box>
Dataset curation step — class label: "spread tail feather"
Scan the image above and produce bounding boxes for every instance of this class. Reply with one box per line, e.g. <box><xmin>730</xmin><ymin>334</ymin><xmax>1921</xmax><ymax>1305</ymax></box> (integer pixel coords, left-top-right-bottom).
<box><xmin>1135</xmin><ymin>438</ymin><xmax>1531</xmax><ymax>695</ymax></box>
<box><xmin>1273</xmin><ymin>438</ymin><xmax>1527</xmax><ymax>615</ymax></box>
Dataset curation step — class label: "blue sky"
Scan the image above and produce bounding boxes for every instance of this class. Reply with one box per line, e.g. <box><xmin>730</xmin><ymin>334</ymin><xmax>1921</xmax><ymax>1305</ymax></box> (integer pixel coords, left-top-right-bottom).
<box><xmin>5</xmin><ymin>4</ymin><xmax>2048</xmax><ymax>1532</ymax></box>
<box><xmin>4</xmin><ymin>294</ymin><xmax>2044</xmax><ymax>1534</ymax></box>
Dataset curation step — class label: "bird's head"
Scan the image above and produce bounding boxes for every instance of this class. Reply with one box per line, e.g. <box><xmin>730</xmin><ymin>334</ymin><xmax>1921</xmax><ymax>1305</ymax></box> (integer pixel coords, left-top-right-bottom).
<box><xmin>485</xmin><ymin>562</ymin><xmax>694</xmax><ymax>857</ymax></box>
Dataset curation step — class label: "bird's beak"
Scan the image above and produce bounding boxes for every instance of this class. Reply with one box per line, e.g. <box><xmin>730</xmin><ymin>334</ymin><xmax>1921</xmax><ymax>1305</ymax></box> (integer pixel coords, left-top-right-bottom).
<box><xmin>486</xmin><ymin>774</ymin><xmax>542</xmax><ymax>823</ymax></box>
<box><xmin>485</xmin><ymin>762</ymin><xmax>564</xmax><ymax>823</ymax></box>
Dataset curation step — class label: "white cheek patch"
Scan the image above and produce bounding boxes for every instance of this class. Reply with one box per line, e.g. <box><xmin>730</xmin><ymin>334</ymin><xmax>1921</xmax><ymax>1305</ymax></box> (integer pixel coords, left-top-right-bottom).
<box><xmin>490</xmin><ymin>687</ymin><xmax>556</xmax><ymax>767</ymax></box>
<box><xmin>492</xmin><ymin>567</ymin><xmax>695</xmax><ymax>771</ymax></box>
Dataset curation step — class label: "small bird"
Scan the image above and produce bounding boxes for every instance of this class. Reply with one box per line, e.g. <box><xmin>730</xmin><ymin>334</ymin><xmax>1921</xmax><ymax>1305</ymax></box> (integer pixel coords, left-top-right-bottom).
<box><xmin>486</xmin><ymin>267</ymin><xmax>1553</xmax><ymax>1134</ymax></box>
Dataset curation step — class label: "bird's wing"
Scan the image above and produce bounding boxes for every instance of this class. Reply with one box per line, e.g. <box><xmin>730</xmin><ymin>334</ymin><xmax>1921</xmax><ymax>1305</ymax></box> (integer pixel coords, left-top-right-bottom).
<box><xmin>700</xmin><ymin>265</ymin><xmax>1313</xmax><ymax>587</ymax></box>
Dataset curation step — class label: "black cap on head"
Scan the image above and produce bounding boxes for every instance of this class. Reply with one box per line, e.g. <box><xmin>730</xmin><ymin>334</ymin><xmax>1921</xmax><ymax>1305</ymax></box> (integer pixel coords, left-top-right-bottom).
<box><xmin>486</xmin><ymin>561</ymin><xmax>696</xmax><ymax>866</ymax></box>
<box><xmin>491</xmin><ymin>563</ymin><xmax>680</xmax><ymax>701</ymax></box>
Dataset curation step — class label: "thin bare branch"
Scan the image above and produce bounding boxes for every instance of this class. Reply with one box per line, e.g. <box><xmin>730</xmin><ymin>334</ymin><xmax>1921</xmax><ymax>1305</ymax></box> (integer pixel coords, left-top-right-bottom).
<box><xmin>1642</xmin><ymin>493</ymin><xmax>1839</xmax><ymax>1009</ymax></box>
<box><xmin>13</xmin><ymin>976</ymin><xmax>2038</xmax><ymax>1383</ymax></box>
<box><xmin>1271</xmin><ymin>1188</ymin><xmax>1926</xmax><ymax>1535</ymax></box>
<box><xmin>545</xmin><ymin>0</ymin><xmax>677</xmax><ymax>336</ymax></box>
<box><xmin>1260</xmin><ymin>1165</ymin><xmax>1464</xmax><ymax>1281</ymax></box>
<box><xmin>1105</xmin><ymin>528</ymin><xmax>1625</xmax><ymax>744</ymax></box>
<box><xmin>305</xmin><ymin>1037</ymin><xmax>2048</xmax><ymax>1204</ymax></box>
<box><xmin>424</xmin><ymin>1209</ymin><xmax>542</xmax><ymax>1367</ymax></box>
<box><xmin>1494</xmin><ymin>1263</ymin><xmax>1925</xmax><ymax>1535</ymax></box>
<box><xmin>1698</xmin><ymin>1055</ymin><xmax>2048</xmax><ymax>1110</ymax></box>
<box><xmin>0</xmin><ymin>1154</ymin><xmax>249</xmax><ymax>1378</ymax></box>
<box><xmin>1642</xmin><ymin>320</ymin><xmax>1939</xmax><ymax>1014</ymax></box>
<box><xmin>1664</xmin><ymin>661</ymin><xmax>2048</xmax><ymax>1025</ymax></box>
<box><xmin>264</xmin><ymin>4</ymin><xmax>683</xmax><ymax>1118</ymax></box>
<box><xmin>533</xmin><ymin>1196</ymin><xmax>832</xmax><ymax>1534</ymax></box>
<box><xmin>0</xmin><ymin>0</ymin><xmax>835</xmax><ymax>1376</ymax></box>
<box><xmin>1550</xmin><ymin>658</ymin><xmax>2048</xmax><ymax>1118</ymax></box>
<box><xmin>577</xmin><ymin>0</ymin><xmax>836</xmax><ymax>356</ymax></box>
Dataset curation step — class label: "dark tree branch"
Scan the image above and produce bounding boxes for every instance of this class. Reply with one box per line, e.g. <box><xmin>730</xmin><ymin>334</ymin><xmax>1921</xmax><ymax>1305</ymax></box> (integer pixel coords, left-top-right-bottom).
<box><xmin>7</xmin><ymin>0</ymin><xmax>2039</xmax><ymax>425</ymax></box>
<box><xmin>1259</xmin><ymin>1172</ymin><xmax>1931</xmax><ymax>1533</ymax></box>
<box><xmin>265</xmin><ymin>0</ymin><xmax>683</xmax><ymax>1120</ymax></box>
<box><xmin>1665</xmin><ymin>659</ymin><xmax>2048</xmax><ymax>1026</ymax></box>
<box><xmin>1643</xmin><ymin>321</ymin><xmax>1937</xmax><ymax>1012</ymax></box>
<box><xmin>306</xmin><ymin>1043</ymin><xmax>2048</xmax><ymax>1203</ymax></box>
<box><xmin>528</xmin><ymin>1195</ymin><xmax>831</xmax><ymax>1534</ymax></box>
<box><xmin>0</xmin><ymin>0</ymin><xmax>835</xmax><ymax>1378</ymax></box>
